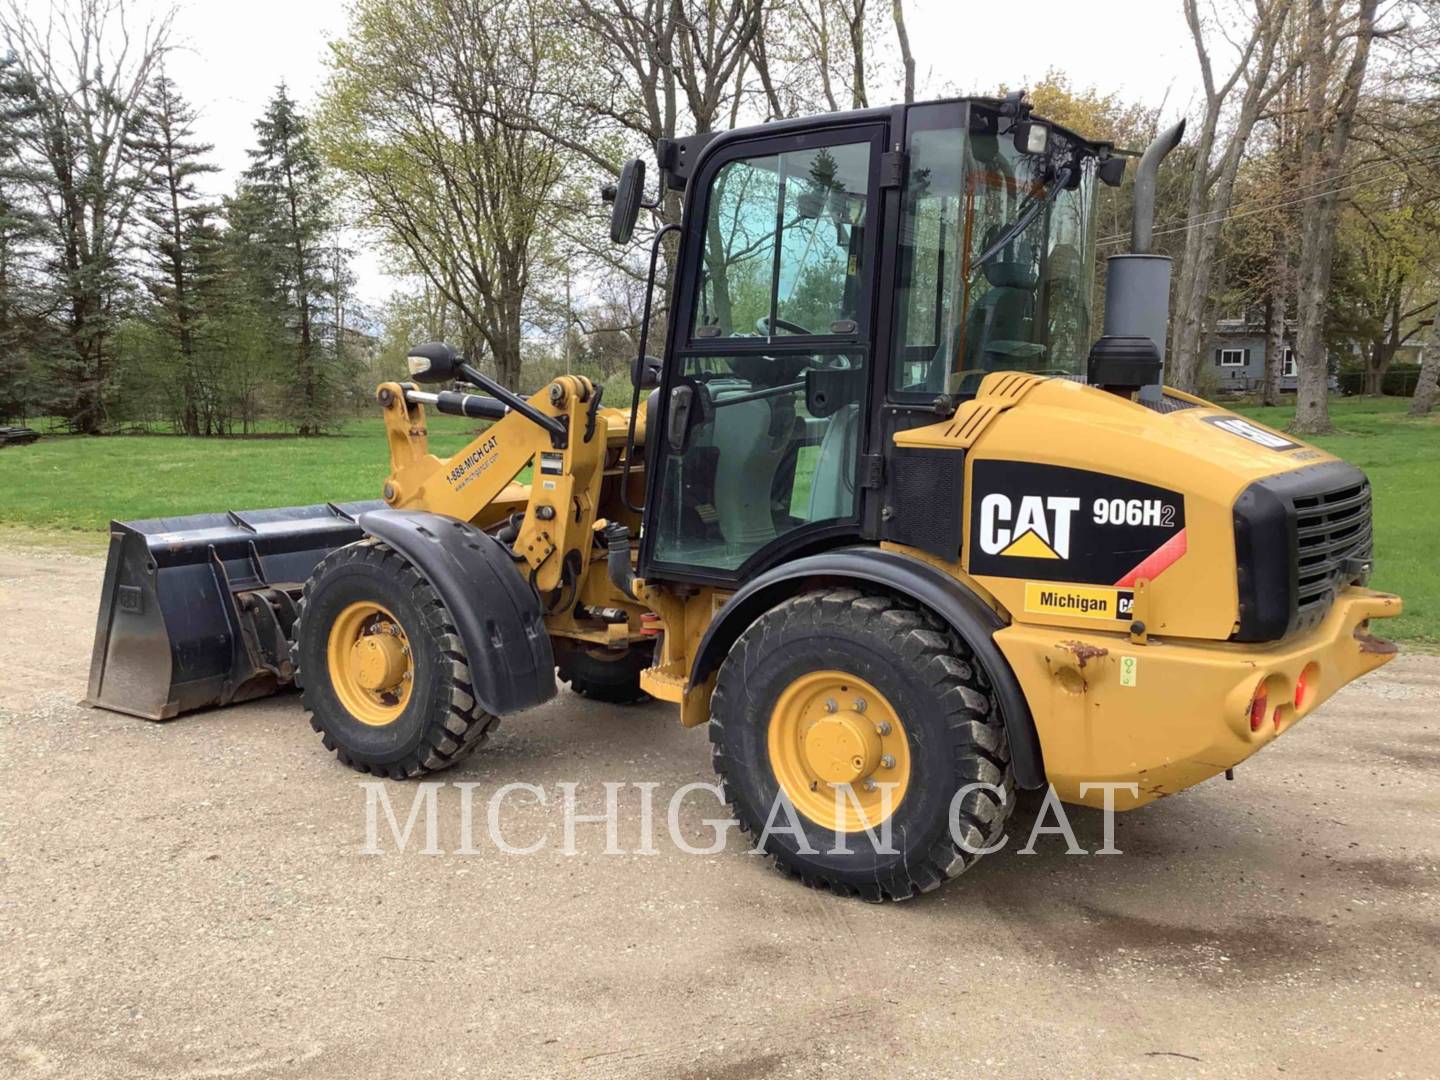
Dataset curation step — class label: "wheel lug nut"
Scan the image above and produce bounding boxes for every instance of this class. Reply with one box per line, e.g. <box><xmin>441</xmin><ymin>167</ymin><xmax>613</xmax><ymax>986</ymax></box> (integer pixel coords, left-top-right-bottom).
<box><xmin>875</xmin><ymin>720</ymin><xmax>891</xmax><ymax>735</ymax></box>
<box><xmin>862</xmin><ymin>779</ymin><xmax>878</xmax><ymax>792</ymax></box>
<box><xmin>881</xmin><ymin>754</ymin><xmax>895</xmax><ymax>769</ymax></box>
<box><xmin>824</xmin><ymin>698</ymin><xmax>838</xmax><ymax>713</ymax></box>
<box><xmin>853</xmin><ymin>698</ymin><xmax>867</xmax><ymax>713</ymax></box>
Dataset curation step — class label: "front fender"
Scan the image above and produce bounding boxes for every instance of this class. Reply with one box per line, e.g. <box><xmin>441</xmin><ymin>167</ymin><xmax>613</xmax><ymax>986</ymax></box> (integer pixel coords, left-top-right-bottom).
<box><xmin>358</xmin><ymin>510</ymin><xmax>555</xmax><ymax>715</ymax></box>
<box><xmin>689</xmin><ymin>547</ymin><xmax>1044</xmax><ymax>789</ymax></box>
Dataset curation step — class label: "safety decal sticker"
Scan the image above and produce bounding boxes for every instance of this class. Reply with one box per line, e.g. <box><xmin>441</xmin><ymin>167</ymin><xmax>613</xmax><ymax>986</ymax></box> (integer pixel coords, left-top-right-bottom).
<box><xmin>1201</xmin><ymin>415</ymin><xmax>1300</xmax><ymax>451</ymax></box>
<box><xmin>968</xmin><ymin>461</ymin><xmax>1187</xmax><ymax>586</ymax></box>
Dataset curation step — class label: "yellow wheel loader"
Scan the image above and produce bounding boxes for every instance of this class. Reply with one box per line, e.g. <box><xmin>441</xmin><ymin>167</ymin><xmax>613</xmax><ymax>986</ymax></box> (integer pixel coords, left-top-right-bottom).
<box><xmin>88</xmin><ymin>95</ymin><xmax>1401</xmax><ymax>900</ymax></box>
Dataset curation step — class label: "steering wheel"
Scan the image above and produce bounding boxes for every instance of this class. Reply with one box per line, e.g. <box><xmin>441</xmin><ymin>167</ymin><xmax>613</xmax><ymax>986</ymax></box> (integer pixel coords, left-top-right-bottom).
<box><xmin>756</xmin><ymin>315</ymin><xmax>814</xmax><ymax>337</ymax></box>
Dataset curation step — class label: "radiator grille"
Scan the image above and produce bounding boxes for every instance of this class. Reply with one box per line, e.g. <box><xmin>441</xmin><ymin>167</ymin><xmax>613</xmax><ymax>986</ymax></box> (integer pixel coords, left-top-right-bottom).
<box><xmin>881</xmin><ymin>447</ymin><xmax>965</xmax><ymax>559</ymax></box>
<box><xmin>1232</xmin><ymin>461</ymin><xmax>1373</xmax><ymax>641</ymax></box>
<box><xmin>1292</xmin><ymin>477</ymin><xmax>1372</xmax><ymax>626</ymax></box>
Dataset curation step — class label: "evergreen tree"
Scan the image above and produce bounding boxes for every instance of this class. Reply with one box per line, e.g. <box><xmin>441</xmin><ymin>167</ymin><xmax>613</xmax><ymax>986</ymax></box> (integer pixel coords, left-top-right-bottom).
<box><xmin>0</xmin><ymin>52</ymin><xmax>46</xmax><ymax>420</ymax></box>
<box><xmin>130</xmin><ymin>72</ymin><xmax>221</xmax><ymax>434</ymax></box>
<box><xmin>0</xmin><ymin>1</ymin><xmax>170</xmax><ymax>433</ymax></box>
<box><xmin>237</xmin><ymin>86</ymin><xmax>343</xmax><ymax>434</ymax></box>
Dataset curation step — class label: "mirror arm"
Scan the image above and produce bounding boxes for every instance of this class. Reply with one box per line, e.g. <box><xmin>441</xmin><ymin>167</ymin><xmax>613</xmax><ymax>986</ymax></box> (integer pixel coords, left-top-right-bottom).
<box><xmin>620</xmin><ymin>221</ymin><xmax>682</xmax><ymax>514</ymax></box>
<box><xmin>457</xmin><ymin>362</ymin><xmax>568</xmax><ymax>448</ymax></box>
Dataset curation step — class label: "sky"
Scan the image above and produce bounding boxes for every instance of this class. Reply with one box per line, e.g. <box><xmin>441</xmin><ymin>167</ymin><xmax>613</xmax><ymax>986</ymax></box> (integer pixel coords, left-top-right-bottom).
<box><xmin>20</xmin><ymin>0</ymin><xmax>1205</xmax><ymax>307</ymax></box>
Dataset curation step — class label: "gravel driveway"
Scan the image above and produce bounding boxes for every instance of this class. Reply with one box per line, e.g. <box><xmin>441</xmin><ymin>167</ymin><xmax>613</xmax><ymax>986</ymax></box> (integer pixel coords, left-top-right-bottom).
<box><xmin>1</xmin><ymin>545</ymin><xmax>1436</xmax><ymax>1079</ymax></box>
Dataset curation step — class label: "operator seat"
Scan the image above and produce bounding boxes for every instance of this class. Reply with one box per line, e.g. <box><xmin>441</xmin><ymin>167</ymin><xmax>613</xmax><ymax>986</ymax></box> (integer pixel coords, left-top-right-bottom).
<box><xmin>806</xmin><ymin>404</ymin><xmax>859</xmax><ymax>522</ymax></box>
<box><xmin>963</xmin><ymin>225</ymin><xmax>1040</xmax><ymax>372</ymax></box>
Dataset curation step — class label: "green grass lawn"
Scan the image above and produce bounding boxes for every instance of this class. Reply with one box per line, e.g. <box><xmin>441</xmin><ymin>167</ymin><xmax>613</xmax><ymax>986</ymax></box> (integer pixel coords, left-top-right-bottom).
<box><xmin>2</xmin><ymin>395</ymin><xmax>1434</xmax><ymax>642</ymax></box>
<box><xmin>0</xmin><ymin>413</ymin><xmax>487</xmax><ymax>535</ymax></box>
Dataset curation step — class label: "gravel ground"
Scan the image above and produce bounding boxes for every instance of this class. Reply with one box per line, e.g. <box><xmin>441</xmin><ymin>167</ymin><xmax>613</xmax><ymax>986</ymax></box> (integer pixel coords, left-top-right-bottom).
<box><xmin>1</xmin><ymin>544</ymin><xmax>1437</xmax><ymax>1079</ymax></box>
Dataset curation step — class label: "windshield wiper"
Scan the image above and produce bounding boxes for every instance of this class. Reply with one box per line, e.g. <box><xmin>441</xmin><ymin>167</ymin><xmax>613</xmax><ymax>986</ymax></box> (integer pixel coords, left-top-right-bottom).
<box><xmin>972</xmin><ymin>164</ymin><xmax>1074</xmax><ymax>271</ymax></box>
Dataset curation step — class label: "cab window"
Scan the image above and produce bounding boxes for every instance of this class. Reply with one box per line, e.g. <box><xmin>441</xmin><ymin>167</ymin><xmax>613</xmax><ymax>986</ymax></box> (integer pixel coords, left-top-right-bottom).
<box><xmin>891</xmin><ymin>102</ymin><xmax>1097</xmax><ymax>397</ymax></box>
<box><xmin>693</xmin><ymin>142</ymin><xmax>873</xmax><ymax>340</ymax></box>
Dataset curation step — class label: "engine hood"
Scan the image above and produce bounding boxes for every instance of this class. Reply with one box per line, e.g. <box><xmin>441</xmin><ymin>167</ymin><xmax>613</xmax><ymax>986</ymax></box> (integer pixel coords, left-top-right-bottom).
<box><xmin>893</xmin><ymin>374</ymin><xmax>1349</xmax><ymax>642</ymax></box>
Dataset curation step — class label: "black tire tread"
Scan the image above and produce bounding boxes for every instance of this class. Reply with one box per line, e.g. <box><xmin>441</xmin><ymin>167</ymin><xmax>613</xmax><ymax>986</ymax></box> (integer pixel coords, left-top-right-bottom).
<box><xmin>555</xmin><ymin>643</ymin><xmax>652</xmax><ymax>705</ymax></box>
<box><xmin>295</xmin><ymin>539</ymin><xmax>498</xmax><ymax>779</ymax></box>
<box><xmin>709</xmin><ymin>586</ymin><xmax>1015</xmax><ymax>901</ymax></box>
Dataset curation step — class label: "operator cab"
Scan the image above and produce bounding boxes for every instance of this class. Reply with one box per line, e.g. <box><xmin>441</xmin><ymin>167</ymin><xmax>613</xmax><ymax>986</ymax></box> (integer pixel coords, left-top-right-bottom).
<box><xmin>623</xmin><ymin>96</ymin><xmax>1118</xmax><ymax>584</ymax></box>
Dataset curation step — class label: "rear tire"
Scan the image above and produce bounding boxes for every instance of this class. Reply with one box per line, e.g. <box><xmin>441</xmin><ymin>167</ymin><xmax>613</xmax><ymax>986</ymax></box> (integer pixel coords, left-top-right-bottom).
<box><xmin>709</xmin><ymin>588</ymin><xmax>1015</xmax><ymax>901</ymax></box>
<box><xmin>555</xmin><ymin>642</ymin><xmax>653</xmax><ymax>704</ymax></box>
<box><xmin>295</xmin><ymin>540</ymin><xmax>497</xmax><ymax>778</ymax></box>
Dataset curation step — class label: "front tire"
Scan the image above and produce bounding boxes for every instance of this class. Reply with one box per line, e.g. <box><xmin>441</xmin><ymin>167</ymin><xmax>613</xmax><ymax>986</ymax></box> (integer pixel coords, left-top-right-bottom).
<box><xmin>295</xmin><ymin>540</ymin><xmax>497</xmax><ymax>778</ymax></box>
<box><xmin>709</xmin><ymin>588</ymin><xmax>1014</xmax><ymax>901</ymax></box>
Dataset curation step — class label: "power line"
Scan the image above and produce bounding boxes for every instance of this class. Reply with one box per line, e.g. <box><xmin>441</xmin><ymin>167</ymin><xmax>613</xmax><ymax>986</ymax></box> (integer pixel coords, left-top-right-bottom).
<box><xmin>1097</xmin><ymin>147</ymin><xmax>1440</xmax><ymax>246</ymax></box>
<box><xmin>1138</xmin><ymin>141</ymin><xmax>1440</xmax><ymax>236</ymax></box>
<box><xmin>1096</xmin><ymin>143</ymin><xmax>1440</xmax><ymax>247</ymax></box>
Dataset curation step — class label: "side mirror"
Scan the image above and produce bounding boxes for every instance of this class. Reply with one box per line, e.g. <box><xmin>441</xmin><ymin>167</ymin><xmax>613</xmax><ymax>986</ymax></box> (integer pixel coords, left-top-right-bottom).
<box><xmin>406</xmin><ymin>341</ymin><xmax>461</xmax><ymax>384</ymax></box>
<box><xmin>608</xmin><ymin>158</ymin><xmax>646</xmax><ymax>244</ymax></box>
<box><xmin>632</xmin><ymin>354</ymin><xmax>662</xmax><ymax>389</ymax></box>
<box><xmin>1098</xmin><ymin>155</ymin><xmax>1127</xmax><ymax>188</ymax></box>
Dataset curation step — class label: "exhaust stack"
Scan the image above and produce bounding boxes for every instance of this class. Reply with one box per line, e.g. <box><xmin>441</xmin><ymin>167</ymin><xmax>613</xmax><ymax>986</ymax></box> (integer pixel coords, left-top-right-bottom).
<box><xmin>1089</xmin><ymin>120</ymin><xmax>1186</xmax><ymax>403</ymax></box>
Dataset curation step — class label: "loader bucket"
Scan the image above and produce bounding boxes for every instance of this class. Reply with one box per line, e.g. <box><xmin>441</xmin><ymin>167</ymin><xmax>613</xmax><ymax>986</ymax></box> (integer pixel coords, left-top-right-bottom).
<box><xmin>86</xmin><ymin>501</ymin><xmax>386</xmax><ymax>720</ymax></box>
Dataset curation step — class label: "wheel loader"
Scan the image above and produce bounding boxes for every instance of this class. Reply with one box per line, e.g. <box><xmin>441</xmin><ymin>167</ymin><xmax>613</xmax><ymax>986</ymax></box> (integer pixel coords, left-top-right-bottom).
<box><xmin>87</xmin><ymin>94</ymin><xmax>1401</xmax><ymax>900</ymax></box>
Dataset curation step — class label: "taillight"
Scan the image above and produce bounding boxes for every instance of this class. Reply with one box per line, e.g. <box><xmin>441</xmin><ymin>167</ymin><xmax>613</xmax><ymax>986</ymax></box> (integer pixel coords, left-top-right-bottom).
<box><xmin>1295</xmin><ymin>663</ymin><xmax>1319</xmax><ymax>710</ymax></box>
<box><xmin>1249</xmin><ymin>683</ymin><xmax>1269</xmax><ymax>732</ymax></box>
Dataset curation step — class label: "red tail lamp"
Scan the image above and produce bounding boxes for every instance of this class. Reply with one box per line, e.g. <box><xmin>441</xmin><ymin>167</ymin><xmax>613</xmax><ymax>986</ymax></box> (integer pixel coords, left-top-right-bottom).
<box><xmin>1249</xmin><ymin>682</ymin><xmax>1269</xmax><ymax>732</ymax></box>
<box><xmin>1295</xmin><ymin>663</ymin><xmax>1319</xmax><ymax>709</ymax></box>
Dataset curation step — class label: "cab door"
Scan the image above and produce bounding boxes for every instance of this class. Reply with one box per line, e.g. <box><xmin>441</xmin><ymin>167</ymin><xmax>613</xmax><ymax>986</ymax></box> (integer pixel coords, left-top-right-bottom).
<box><xmin>640</xmin><ymin>124</ymin><xmax>887</xmax><ymax>584</ymax></box>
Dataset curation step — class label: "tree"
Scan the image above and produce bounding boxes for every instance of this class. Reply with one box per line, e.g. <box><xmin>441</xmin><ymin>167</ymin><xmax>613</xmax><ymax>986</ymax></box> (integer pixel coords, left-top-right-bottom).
<box><xmin>1170</xmin><ymin>0</ymin><xmax>1295</xmax><ymax>393</ymax></box>
<box><xmin>1330</xmin><ymin>187</ymin><xmax>1438</xmax><ymax>396</ymax></box>
<box><xmin>0</xmin><ymin>51</ymin><xmax>46</xmax><ymax>420</ymax></box>
<box><xmin>0</xmin><ymin>0</ymin><xmax>172</xmax><ymax>433</ymax></box>
<box><xmin>1410</xmin><ymin>313</ymin><xmax>1439</xmax><ymax>415</ymax></box>
<box><xmin>322</xmin><ymin>0</ymin><xmax>573</xmax><ymax>390</ymax></box>
<box><xmin>1291</xmin><ymin>0</ymin><xmax>1382</xmax><ymax>435</ymax></box>
<box><xmin>238</xmin><ymin>86</ymin><xmax>345</xmax><ymax>434</ymax></box>
<box><xmin>891</xmin><ymin>0</ymin><xmax>915</xmax><ymax>104</ymax></box>
<box><xmin>130</xmin><ymin>72</ymin><xmax>221</xmax><ymax>434</ymax></box>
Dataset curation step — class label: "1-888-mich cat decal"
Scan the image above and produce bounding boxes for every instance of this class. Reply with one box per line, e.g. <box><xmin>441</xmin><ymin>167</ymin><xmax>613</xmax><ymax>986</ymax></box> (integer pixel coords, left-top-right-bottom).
<box><xmin>967</xmin><ymin>460</ymin><xmax>1188</xmax><ymax>587</ymax></box>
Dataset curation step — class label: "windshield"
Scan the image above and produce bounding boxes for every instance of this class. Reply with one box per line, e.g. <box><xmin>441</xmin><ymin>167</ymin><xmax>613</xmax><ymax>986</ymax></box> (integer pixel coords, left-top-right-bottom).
<box><xmin>890</xmin><ymin>102</ymin><xmax>1098</xmax><ymax>397</ymax></box>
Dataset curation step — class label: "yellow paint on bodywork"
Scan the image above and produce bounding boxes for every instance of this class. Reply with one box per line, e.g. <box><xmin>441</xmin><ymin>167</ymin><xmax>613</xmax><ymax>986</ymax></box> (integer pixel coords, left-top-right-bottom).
<box><xmin>996</xmin><ymin>587</ymin><xmax>1400</xmax><ymax>809</ymax></box>
<box><xmin>377</xmin><ymin>379</ymin><xmax>646</xmax><ymax>644</ymax></box>
<box><xmin>370</xmin><ymin>367</ymin><xmax>1400</xmax><ymax>816</ymax></box>
<box><xmin>900</xmin><ymin>374</ymin><xmax>1340</xmax><ymax>640</ymax></box>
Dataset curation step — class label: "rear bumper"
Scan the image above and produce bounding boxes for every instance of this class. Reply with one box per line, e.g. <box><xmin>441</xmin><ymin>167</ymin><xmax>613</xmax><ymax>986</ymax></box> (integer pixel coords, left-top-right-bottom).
<box><xmin>994</xmin><ymin>587</ymin><xmax>1402</xmax><ymax>809</ymax></box>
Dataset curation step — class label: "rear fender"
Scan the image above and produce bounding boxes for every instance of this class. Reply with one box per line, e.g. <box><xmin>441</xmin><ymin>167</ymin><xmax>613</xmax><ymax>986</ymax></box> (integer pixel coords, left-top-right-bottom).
<box><xmin>688</xmin><ymin>547</ymin><xmax>1044</xmax><ymax>789</ymax></box>
<box><xmin>357</xmin><ymin>510</ymin><xmax>555</xmax><ymax>715</ymax></box>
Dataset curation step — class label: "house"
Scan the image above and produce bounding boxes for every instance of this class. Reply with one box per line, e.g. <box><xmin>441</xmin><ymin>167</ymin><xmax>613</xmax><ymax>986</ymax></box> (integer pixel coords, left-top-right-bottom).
<box><xmin>1201</xmin><ymin>317</ymin><xmax>1342</xmax><ymax>395</ymax></box>
<box><xmin>1203</xmin><ymin>318</ymin><xmax>1298</xmax><ymax>394</ymax></box>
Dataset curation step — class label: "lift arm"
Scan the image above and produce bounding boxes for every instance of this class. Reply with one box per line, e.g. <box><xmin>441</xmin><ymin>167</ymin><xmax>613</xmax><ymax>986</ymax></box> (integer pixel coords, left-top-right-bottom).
<box><xmin>374</xmin><ymin>376</ymin><xmax>643</xmax><ymax>599</ymax></box>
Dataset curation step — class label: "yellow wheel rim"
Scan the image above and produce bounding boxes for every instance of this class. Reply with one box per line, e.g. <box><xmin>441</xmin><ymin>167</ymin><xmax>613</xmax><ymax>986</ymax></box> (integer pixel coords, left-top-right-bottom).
<box><xmin>325</xmin><ymin>601</ymin><xmax>414</xmax><ymax>726</ymax></box>
<box><xmin>767</xmin><ymin>670</ymin><xmax>911</xmax><ymax>832</ymax></box>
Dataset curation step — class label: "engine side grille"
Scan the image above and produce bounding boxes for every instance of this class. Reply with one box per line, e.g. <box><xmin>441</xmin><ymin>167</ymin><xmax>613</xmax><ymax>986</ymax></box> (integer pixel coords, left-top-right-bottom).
<box><xmin>1292</xmin><ymin>479</ymin><xmax>1372</xmax><ymax>627</ymax></box>
<box><xmin>1232</xmin><ymin>461</ymin><xmax>1373</xmax><ymax>642</ymax></box>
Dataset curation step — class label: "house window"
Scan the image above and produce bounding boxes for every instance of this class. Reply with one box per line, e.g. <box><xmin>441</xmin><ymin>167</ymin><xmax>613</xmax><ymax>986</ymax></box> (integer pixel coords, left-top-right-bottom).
<box><xmin>1282</xmin><ymin>347</ymin><xmax>1296</xmax><ymax>377</ymax></box>
<box><xmin>1219</xmin><ymin>348</ymin><xmax>1246</xmax><ymax>367</ymax></box>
